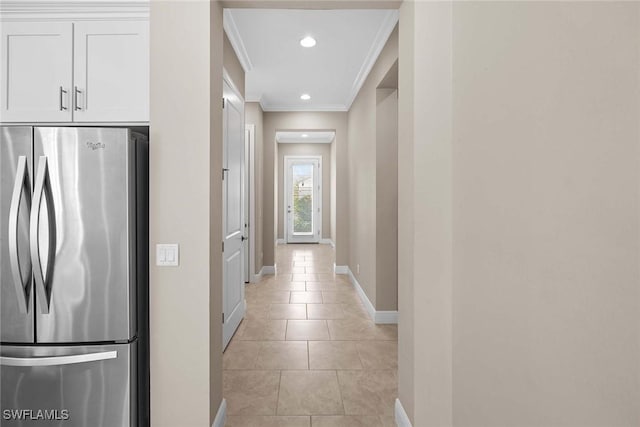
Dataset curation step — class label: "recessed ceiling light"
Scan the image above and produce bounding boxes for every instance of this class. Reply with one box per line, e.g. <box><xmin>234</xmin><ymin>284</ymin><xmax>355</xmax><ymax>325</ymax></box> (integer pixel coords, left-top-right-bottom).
<box><xmin>300</xmin><ymin>94</ymin><xmax>311</xmax><ymax>101</ymax></box>
<box><xmin>302</xmin><ymin>134</ymin><xmax>309</xmax><ymax>138</ymax></box>
<box><xmin>300</xmin><ymin>36</ymin><xmax>316</xmax><ymax>48</ymax></box>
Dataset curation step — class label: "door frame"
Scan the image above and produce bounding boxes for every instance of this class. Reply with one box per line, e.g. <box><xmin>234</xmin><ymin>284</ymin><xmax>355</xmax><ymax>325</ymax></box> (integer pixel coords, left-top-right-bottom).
<box><xmin>222</xmin><ymin>68</ymin><xmax>246</xmax><ymax>349</ymax></box>
<box><xmin>284</xmin><ymin>155</ymin><xmax>322</xmax><ymax>244</ymax></box>
<box><xmin>245</xmin><ymin>124</ymin><xmax>256</xmax><ymax>283</ymax></box>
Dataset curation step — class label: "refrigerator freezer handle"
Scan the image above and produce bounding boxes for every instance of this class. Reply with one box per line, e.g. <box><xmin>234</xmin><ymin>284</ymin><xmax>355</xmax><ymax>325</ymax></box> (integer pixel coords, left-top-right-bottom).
<box><xmin>30</xmin><ymin>156</ymin><xmax>57</xmax><ymax>314</ymax></box>
<box><xmin>0</xmin><ymin>351</ymin><xmax>117</xmax><ymax>367</ymax></box>
<box><xmin>8</xmin><ymin>156</ymin><xmax>31</xmax><ymax>314</ymax></box>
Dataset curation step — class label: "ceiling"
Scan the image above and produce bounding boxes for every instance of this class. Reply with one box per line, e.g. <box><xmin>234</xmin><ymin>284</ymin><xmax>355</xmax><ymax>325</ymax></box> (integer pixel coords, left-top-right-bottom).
<box><xmin>276</xmin><ymin>131</ymin><xmax>335</xmax><ymax>144</ymax></box>
<box><xmin>224</xmin><ymin>8</ymin><xmax>398</xmax><ymax>112</ymax></box>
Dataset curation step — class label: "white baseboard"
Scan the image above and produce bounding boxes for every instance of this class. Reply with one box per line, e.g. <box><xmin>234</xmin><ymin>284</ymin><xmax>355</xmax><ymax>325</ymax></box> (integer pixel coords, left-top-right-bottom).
<box><xmin>348</xmin><ymin>268</ymin><xmax>376</xmax><ymax>321</ymax></box>
<box><xmin>334</xmin><ymin>264</ymin><xmax>349</xmax><ymax>275</ymax></box>
<box><xmin>375</xmin><ymin>310</ymin><xmax>398</xmax><ymax>324</ymax></box>
<box><xmin>251</xmin><ymin>267</ymin><xmax>263</xmax><ymax>283</ymax></box>
<box><xmin>347</xmin><ymin>268</ymin><xmax>398</xmax><ymax>324</ymax></box>
<box><xmin>320</xmin><ymin>238</ymin><xmax>335</xmax><ymax>247</ymax></box>
<box><xmin>395</xmin><ymin>398</ymin><xmax>412</xmax><ymax>427</ymax></box>
<box><xmin>260</xmin><ymin>265</ymin><xmax>276</xmax><ymax>275</ymax></box>
<box><xmin>279</xmin><ymin>238</ymin><xmax>335</xmax><ymax>246</ymax></box>
<box><xmin>212</xmin><ymin>398</ymin><xmax>226</xmax><ymax>427</ymax></box>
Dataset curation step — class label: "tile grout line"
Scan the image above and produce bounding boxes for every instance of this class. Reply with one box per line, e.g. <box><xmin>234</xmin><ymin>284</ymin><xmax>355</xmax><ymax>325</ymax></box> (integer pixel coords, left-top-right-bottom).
<box><xmin>253</xmin><ymin>341</ymin><xmax>262</xmax><ymax>369</ymax></box>
<box><xmin>275</xmin><ymin>369</ymin><xmax>283</xmax><ymax>416</ymax></box>
<box><xmin>353</xmin><ymin>340</ymin><xmax>365</xmax><ymax>370</ymax></box>
<box><xmin>335</xmin><ymin>368</ymin><xmax>347</xmax><ymax>417</ymax></box>
<box><xmin>231</xmin><ymin>247</ymin><xmax>395</xmax><ymax>420</ymax></box>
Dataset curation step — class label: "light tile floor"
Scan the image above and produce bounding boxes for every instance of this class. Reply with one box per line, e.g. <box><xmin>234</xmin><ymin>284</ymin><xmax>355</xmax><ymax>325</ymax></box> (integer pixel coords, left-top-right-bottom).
<box><xmin>223</xmin><ymin>244</ymin><xmax>397</xmax><ymax>427</ymax></box>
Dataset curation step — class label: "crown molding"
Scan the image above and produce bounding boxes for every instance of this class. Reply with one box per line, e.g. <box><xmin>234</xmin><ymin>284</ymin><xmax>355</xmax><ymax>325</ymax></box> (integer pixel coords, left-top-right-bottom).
<box><xmin>223</xmin><ymin>9</ymin><xmax>253</xmax><ymax>73</ymax></box>
<box><xmin>276</xmin><ymin>131</ymin><xmax>335</xmax><ymax>143</ymax></box>
<box><xmin>231</xmin><ymin>9</ymin><xmax>396</xmax><ymax>113</ymax></box>
<box><xmin>344</xmin><ymin>9</ymin><xmax>398</xmax><ymax>109</ymax></box>
<box><xmin>260</xmin><ymin>101</ymin><xmax>348</xmax><ymax>112</ymax></box>
<box><xmin>0</xmin><ymin>1</ymin><xmax>149</xmax><ymax>21</ymax></box>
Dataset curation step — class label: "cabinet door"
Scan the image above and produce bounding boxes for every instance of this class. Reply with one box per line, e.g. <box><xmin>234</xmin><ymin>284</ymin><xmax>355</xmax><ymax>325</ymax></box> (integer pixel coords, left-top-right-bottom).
<box><xmin>73</xmin><ymin>21</ymin><xmax>149</xmax><ymax>122</ymax></box>
<box><xmin>0</xmin><ymin>22</ymin><xmax>73</xmax><ymax>123</ymax></box>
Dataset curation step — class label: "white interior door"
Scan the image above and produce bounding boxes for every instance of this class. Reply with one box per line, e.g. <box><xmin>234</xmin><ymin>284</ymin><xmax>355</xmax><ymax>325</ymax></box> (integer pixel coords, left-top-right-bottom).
<box><xmin>285</xmin><ymin>157</ymin><xmax>321</xmax><ymax>244</ymax></box>
<box><xmin>222</xmin><ymin>78</ymin><xmax>245</xmax><ymax>349</ymax></box>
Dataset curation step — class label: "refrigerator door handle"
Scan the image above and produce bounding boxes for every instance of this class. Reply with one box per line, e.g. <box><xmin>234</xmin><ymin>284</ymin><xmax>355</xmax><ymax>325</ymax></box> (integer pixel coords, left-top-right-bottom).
<box><xmin>8</xmin><ymin>156</ymin><xmax>32</xmax><ymax>314</ymax></box>
<box><xmin>30</xmin><ymin>156</ymin><xmax>56</xmax><ymax>314</ymax></box>
<box><xmin>0</xmin><ymin>351</ymin><xmax>117</xmax><ymax>367</ymax></box>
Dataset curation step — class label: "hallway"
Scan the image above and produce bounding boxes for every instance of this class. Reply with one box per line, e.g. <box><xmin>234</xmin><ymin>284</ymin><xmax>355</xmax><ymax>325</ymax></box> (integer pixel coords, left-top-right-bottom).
<box><xmin>223</xmin><ymin>244</ymin><xmax>397</xmax><ymax>427</ymax></box>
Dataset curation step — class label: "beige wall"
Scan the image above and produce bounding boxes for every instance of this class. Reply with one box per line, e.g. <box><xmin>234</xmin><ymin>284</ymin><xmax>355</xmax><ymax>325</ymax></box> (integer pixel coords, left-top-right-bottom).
<box><xmin>223</xmin><ymin>32</ymin><xmax>245</xmax><ymax>99</ymax></box>
<box><xmin>398</xmin><ymin>1</ymin><xmax>640</xmax><ymax>426</ymax></box>
<box><xmin>398</xmin><ymin>2</ymin><xmax>453</xmax><ymax>424</ymax></box>
<box><xmin>149</xmin><ymin>1</ymin><xmax>224</xmax><ymax>426</ymax></box>
<box><xmin>246</xmin><ymin>102</ymin><xmax>264</xmax><ymax>275</ymax></box>
<box><xmin>277</xmin><ymin>143</ymin><xmax>332</xmax><ymax>240</ymax></box>
<box><xmin>262</xmin><ymin>112</ymin><xmax>348</xmax><ymax>267</ymax></box>
<box><xmin>209</xmin><ymin>3</ymin><xmax>224</xmax><ymax>421</ymax></box>
<box><xmin>375</xmin><ymin>88</ymin><xmax>398</xmax><ymax>311</ymax></box>
<box><xmin>452</xmin><ymin>2</ymin><xmax>640</xmax><ymax>425</ymax></box>
<box><xmin>397</xmin><ymin>1</ymin><xmax>416</xmax><ymax>421</ymax></box>
<box><xmin>330</xmin><ymin>137</ymin><xmax>337</xmax><ymax>245</ymax></box>
<box><xmin>346</xmin><ymin>26</ymin><xmax>398</xmax><ymax>310</ymax></box>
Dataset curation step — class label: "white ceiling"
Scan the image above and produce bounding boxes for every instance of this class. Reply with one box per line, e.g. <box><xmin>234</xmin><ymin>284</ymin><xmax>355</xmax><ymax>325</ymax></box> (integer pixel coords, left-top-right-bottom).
<box><xmin>276</xmin><ymin>131</ymin><xmax>335</xmax><ymax>144</ymax></box>
<box><xmin>224</xmin><ymin>8</ymin><xmax>398</xmax><ymax>112</ymax></box>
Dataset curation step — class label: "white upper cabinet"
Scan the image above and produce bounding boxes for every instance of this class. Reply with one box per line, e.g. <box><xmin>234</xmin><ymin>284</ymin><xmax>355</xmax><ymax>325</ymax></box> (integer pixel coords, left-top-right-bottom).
<box><xmin>73</xmin><ymin>21</ymin><xmax>149</xmax><ymax>122</ymax></box>
<box><xmin>0</xmin><ymin>5</ymin><xmax>149</xmax><ymax>124</ymax></box>
<box><xmin>1</xmin><ymin>22</ymin><xmax>74</xmax><ymax>122</ymax></box>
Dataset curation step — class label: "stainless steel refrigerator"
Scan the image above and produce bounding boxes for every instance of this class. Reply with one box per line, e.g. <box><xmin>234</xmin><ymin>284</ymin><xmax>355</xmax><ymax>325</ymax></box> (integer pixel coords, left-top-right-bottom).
<box><xmin>0</xmin><ymin>127</ymin><xmax>149</xmax><ymax>427</ymax></box>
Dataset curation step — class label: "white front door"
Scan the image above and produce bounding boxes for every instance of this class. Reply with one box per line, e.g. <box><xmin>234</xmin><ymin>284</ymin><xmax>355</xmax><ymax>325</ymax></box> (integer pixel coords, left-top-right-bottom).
<box><xmin>285</xmin><ymin>156</ymin><xmax>321</xmax><ymax>244</ymax></box>
<box><xmin>222</xmin><ymin>78</ymin><xmax>245</xmax><ymax>349</ymax></box>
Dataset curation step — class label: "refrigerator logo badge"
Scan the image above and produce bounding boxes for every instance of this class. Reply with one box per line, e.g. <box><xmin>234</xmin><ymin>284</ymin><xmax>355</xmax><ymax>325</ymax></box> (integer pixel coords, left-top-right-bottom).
<box><xmin>86</xmin><ymin>142</ymin><xmax>105</xmax><ymax>150</ymax></box>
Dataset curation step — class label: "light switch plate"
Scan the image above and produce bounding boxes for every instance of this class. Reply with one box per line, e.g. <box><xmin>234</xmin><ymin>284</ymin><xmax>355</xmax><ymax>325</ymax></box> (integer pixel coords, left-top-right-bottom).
<box><xmin>156</xmin><ymin>244</ymin><xmax>179</xmax><ymax>266</ymax></box>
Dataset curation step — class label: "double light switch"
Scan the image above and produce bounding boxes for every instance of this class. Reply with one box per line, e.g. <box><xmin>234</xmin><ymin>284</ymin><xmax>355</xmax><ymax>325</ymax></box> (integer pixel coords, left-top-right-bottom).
<box><xmin>156</xmin><ymin>244</ymin><xmax>179</xmax><ymax>266</ymax></box>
